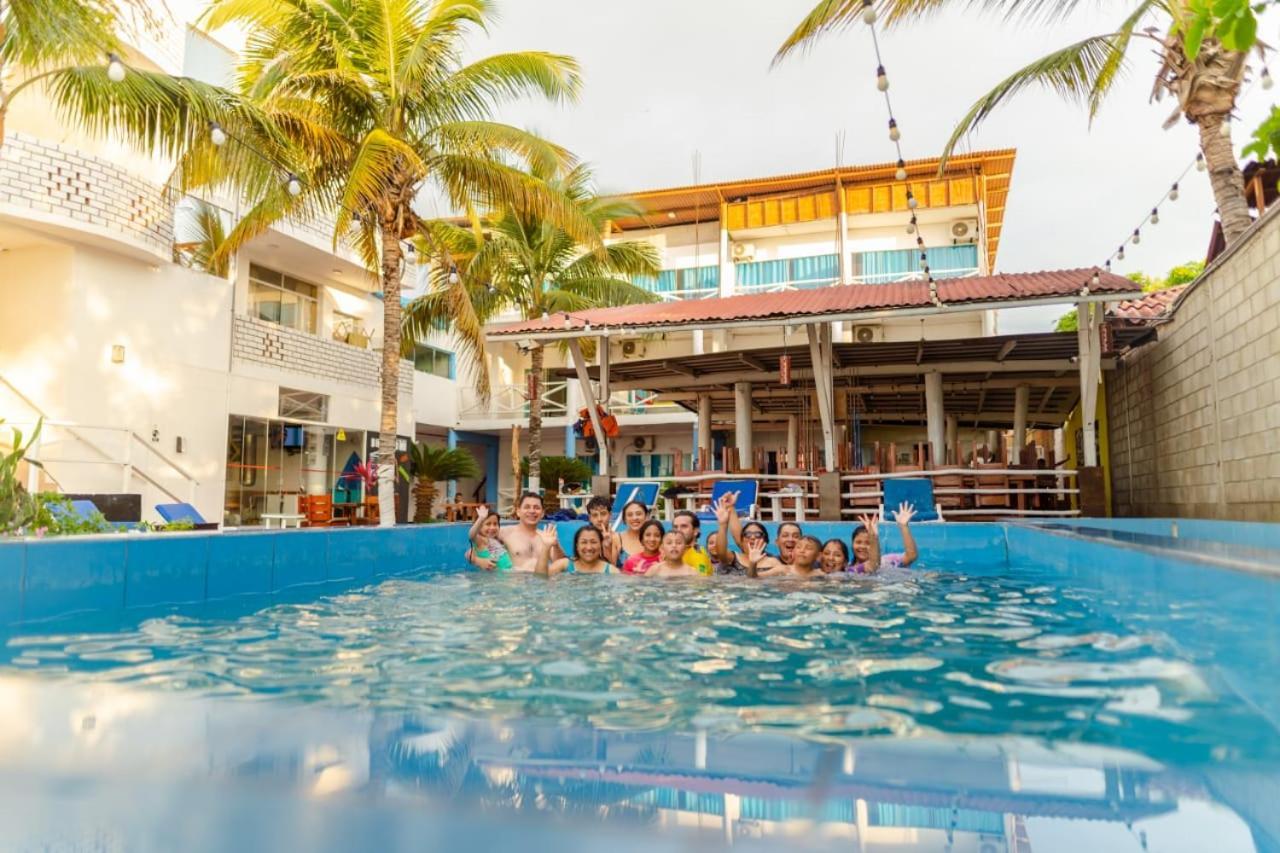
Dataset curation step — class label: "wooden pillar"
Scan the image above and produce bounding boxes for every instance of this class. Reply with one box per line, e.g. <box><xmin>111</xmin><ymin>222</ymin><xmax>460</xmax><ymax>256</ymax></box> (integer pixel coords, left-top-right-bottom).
<box><xmin>805</xmin><ymin>322</ymin><xmax>837</xmax><ymax>470</ymax></box>
<box><xmin>734</xmin><ymin>382</ymin><xmax>752</xmax><ymax>470</ymax></box>
<box><xmin>719</xmin><ymin>203</ymin><xmax>734</xmax><ymax>298</ymax></box>
<box><xmin>836</xmin><ymin>176</ymin><xmax>849</xmax><ymax>285</ymax></box>
<box><xmin>697</xmin><ymin>393</ymin><xmax>712</xmax><ymax>470</ymax></box>
<box><xmin>924</xmin><ymin>371</ymin><xmax>945</xmax><ymax>467</ymax></box>
<box><xmin>1076</xmin><ymin>301</ymin><xmax>1100</xmax><ymax>467</ymax></box>
<box><xmin>1013</xmin><ymin>384</ymin><xmax>1030</xmax><ymax>461</ymax></box>
<box><xmin>568</xmin><ymin>338</ymin><xmax>609</xmax><ymax>476</ymax></box>
<box><xmin>945</xmin><ymin>414</ymin><xmax>958</xmax><ymax>465</ymax></box>
<box><xmin>786</xmin><ymin>414</ymin><xmax>799</xmax><ymax>468</ymax></box>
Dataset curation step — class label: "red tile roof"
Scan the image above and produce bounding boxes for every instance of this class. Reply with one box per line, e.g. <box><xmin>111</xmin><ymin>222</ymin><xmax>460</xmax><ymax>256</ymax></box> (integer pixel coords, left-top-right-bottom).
<box><xmin>1108</xmin><ymin>285</ymin><xmax>1186</xmax><ymax>322</ymax></box>
<box><xmin>489</xmin><ymin>268</ymin><xmax>1138</xmax><ymax>338</ymax></box>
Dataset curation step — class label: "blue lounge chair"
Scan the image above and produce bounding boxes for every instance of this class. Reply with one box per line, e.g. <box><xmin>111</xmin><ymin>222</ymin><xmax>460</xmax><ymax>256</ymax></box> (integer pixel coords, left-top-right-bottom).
<box><xmin>610</xmin><ymin>481</ymin><xmax>659</xmax><ymax>529</ymax></box>
<box><xmin>156</xmin><ymin>502</ymin><xmax>219</xmax><ymax>530</ymax></box>
<box><xmin>696</xmin><ymin>479</ymin><xmax>758</xmax><ymax>522</ymax></box>
<box><xmin>880</xmin><ymin>478</ymin><xmax>944</xmax><ymax>522</ymax></box>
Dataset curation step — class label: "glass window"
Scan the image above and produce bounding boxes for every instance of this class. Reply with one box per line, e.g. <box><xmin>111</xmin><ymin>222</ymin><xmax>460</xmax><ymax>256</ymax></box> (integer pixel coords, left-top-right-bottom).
<box><xmin>278</xmin><ymin>387</ymin><xmax>329</xmax><ymax>421</ymax></box>
<box><xmin>625</xmin><ymin>453</ymin><xmax>674</xmax><ymax>478</ymax></box>
<box><xmin>413</xmin><ymin>344</ymin><xmax>453</xmax><ymax>379</ymax></box>
<box><xmin>249</xmin><ymin>264</ymin><xmax>319</xmax><ymax>334</ymax></box>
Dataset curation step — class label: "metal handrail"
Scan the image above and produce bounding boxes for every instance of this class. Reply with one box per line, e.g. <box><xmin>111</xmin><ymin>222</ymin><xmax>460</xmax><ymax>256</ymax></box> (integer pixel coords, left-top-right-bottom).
<box><xmin>840</xmin><ymin>467</ymin><xmax>1078</xmax><ymax>481</ymax></box>
<box><xmin>848</xmin><ymin>267</ymin><xmax>980</xmax><ymax>285</ymax></box>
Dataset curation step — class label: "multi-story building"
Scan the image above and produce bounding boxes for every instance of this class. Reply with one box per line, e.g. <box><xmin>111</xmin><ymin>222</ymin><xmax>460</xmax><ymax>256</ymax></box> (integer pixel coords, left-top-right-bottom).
<box><xmin>462</xmin><ymin>152</ymin><xmax>1017</xmax><ymax>503</ymax></box>
<box><xmin>0</xmin><ymin>18</ymin><xmax>460</xmax><ymax>525</ymax></box>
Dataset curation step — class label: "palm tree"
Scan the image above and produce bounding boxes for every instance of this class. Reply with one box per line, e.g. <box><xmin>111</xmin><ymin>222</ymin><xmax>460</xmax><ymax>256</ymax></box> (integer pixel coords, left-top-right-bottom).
<box><xmin>173</xmin><ymin>198</ymin><xmax>231</xmax><ymax>278</ymax></box>
<box><xmin>405</xmin><ymin>163</ymin><xmax>660</xmax><ymax>491</ymax></box>
<box><xmin>407</xmin><ymin>442</ymin><xmax>480</xmax><ymax>523</ymax></box>
<box><xmin>193</xmin><ymin>0</ymin><xmax>602</xmax><ymax>526</ymax></box>
<box><xmin>776</xmin><ymin>0</ymin><xmax>1257</xmax><ymax>245</ymax></box>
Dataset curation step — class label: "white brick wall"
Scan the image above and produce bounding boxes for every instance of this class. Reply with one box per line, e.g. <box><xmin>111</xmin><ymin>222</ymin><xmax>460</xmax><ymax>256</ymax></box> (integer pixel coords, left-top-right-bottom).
<box><xmin>0</xmin><ymin>133</ymin><xmax>174</xmax><ymax>256</ymax></box>
<box><xmin>233</xmin><ymin>314</ymin><xmax>414</xmax><ymax>395</ymax></box>
<box><xmin>1108</xmin><ymin>208</ymin><xmax>1280</xmax><ymax>521</ymax></box>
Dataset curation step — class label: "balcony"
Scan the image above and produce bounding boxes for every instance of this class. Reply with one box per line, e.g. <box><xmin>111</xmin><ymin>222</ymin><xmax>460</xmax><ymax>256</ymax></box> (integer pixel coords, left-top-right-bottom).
<box><xmin>232</xmin><ymin>315</ymin><xmax>413</xmax><ymax>395</ymax></box>
<box><xmin>457</xmin><ymin>383</ymin><xmax>683</xmax><ymax>425</ymax></box>
<box><xmin>0</xmin><ymin>133</ymin><xmax>175</xmax><ymax>260</ymax></box>
<box><xmin>631</xmin><ymin>266</ymin><xmax>719</xmax><ymax>301</ymax></box>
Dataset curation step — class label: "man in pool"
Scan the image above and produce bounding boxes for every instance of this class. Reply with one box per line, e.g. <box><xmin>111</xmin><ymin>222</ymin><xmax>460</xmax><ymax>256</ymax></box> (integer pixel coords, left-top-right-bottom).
<box><xmin>775</xmin><ymin>521</ymin><xmax>803</xmax><ymax>565</ymax></box>
<box><xmin>671</xmin><ymin>510</ymin><xmax>714</xmax><ymax>576</ymax></box>
<box><xmin>470</xmin><ymin>492</ymin><xmax>563</xmax><ymax>573</ymax></box>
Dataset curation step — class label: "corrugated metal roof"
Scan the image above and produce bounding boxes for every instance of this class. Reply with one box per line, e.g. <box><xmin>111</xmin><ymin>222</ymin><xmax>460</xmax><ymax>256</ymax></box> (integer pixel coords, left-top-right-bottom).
<box><xmin>489</xmin><ymin>268</ymin><xmax>1136</xmax><ymax>339</ymax></box>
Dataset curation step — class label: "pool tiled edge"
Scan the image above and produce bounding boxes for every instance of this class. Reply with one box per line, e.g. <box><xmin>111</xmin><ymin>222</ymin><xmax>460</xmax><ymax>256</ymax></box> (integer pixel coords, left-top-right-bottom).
<box><xmin>0</xmin><ymin>524</ymin><xmax>473</xmax><ymax>626</ymax></box>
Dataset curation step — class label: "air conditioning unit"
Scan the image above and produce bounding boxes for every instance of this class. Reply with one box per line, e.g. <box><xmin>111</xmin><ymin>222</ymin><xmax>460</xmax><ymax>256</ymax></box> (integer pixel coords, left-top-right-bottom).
<box><xmin>731</xmin><ymin>242</ymin><xmax>756</xmax><ymax>262</ymax></box>
<box><xmin>951</xmin><ymin>219</ymin><xmax>980</xmax><ymax>243</ymax></box>
<box><xmin>631</xmin><ymin>435</ymin><xmax>655</xmax><ymax>451</ymax></box>
<box><xmin>620</xmin><ymin>339</ymin><xmax>647</xmax><ymax>359</ymax></box>
<box><xmin>852</xmin><ymin>325</ymin><xmax>879</xmax><ymax>344</ymax></box>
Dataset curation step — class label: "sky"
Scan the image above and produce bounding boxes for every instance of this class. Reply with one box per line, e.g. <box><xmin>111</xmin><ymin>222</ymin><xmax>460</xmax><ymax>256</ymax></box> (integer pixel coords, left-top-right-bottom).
<box><xmin>195</xmin><ymin>0</ymin><xmax>1279</xmax><ymax>333</ymax></box>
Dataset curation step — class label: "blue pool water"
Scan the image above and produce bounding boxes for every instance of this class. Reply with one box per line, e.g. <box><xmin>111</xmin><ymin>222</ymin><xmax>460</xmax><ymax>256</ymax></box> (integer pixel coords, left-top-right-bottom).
<box><xmin>0</xmin><ymin>523</ymin><xmax>1277</xmax><ymax>852</ymax></box>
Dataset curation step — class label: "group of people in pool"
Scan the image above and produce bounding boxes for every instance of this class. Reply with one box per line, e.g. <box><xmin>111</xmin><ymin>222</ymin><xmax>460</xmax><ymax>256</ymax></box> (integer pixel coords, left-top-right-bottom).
<box><xmin>466</xmin><ymin>490</ymin><xmax>918</xmax><ymax>578</ymax></box>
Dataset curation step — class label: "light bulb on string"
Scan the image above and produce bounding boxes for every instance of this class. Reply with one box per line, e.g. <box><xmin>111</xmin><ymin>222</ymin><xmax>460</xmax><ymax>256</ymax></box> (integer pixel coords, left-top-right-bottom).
<box><xmin>888</xmin><ymin>118</ymin><xmax>900</xmax><ymax>142</ymax></box>
<box><xmin>1150</xmin><ymin>208</ymin><xmax>1159</xmax><ymax>225</ymax></box>
<box><xmin>1264</xmin><ymin>67</ymin><xmax>1275</xmax><ymax>90</ymax></box>
<box><xmin>916</xmin><ymin>236</ymin><xmax>924</xmax><ymax>247</ymax></box>
<box><xmin>906</xmin><ymin>189</ymin><xmax>917</xmax><ymax>209</ymax></box>
<box><xmin>1117</xmin><ymin>245</ymin><xmax>1126</xmax><ymax>261</ymax></box>
<box><xmin>286</xmin><ymin>174</ymin><xmax>302</xmax><ymax>197</ymax></box>
<box><xmin>448</xmin><ymin>267</ymin><xmax>460</xmax><ymax>285</ymax></box>
<box><xmin>862</xmin><ymin>0</ymin><xmax>877</xmax><ymax>24</ymax></box>
<box><xmin>905</xmin><ymin>215</ymin><xmax>917</xmax><ymax>234</ymax></box>
<box><xmin>1196</xmin><ymin>153</ymin><xmax>1206</xmax><ymax>172</ymax></box>
<box><xmin>1219</xmin><ymin>118</ymin><xmax>1232</xmax><ymax>138</ymax></box>
<box><xmin>1169</xmin><ymin>182</ymin><xmax>1179</xmax><ymax>201</ymax></box>
<box><xmin>876</xmin><ymin>65</ymin><xmax>889</xmax><ymax>91</ymax></box>
<box><xmin>895</xmin><ymin>159</ymin><xmax>907</xmax><ymax>181</ymax></box>
<box><xmin>1131</xmin><ymin>228</ymin><xmax>1141</xmax><ymax>245</ymax></box>
<box><xmin>209</xmin><ymin>122</ymin><xmax>227</xmax><ymax>147</ymax></box>
<box><xmin>1104</xmin><ymin>260</ymin><xmax>1111</xmax><ymax>272</ymax></box>
<box><xmin>1091</xmin><ymin>272</ymin><xmax>1100</xmax><ymax>287</ymax></box>
<box><xmin>107</xmin><ymin>53</ymin><xmax>126</xmax><ymax>82</ymax></box>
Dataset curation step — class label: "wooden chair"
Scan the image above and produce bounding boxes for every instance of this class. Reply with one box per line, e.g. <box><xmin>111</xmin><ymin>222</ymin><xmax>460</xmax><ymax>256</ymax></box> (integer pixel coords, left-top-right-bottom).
<box><xmin>304</xmin><ymin>494</ymin><xmax>335</xmax><ymax>527</ymax></box>
<box><xmin>846</xmin><ymin>465</ymin><xmax>882</xmax><ymax>514</ymax></box>
<box><xmin>973</xmin><ymin>462</ymin><xmax>1011</xmax><ymax>511</ymax></box>
<box><xmin>932</xmin><ymin>472</ymin><xmax>968</xmax><ymax>511</ymax></box>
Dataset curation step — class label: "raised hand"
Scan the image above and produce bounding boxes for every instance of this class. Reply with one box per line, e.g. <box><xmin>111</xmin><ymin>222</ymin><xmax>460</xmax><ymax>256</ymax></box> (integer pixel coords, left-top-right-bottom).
<box><xmin>475</xmin><ymin>504</ymin><xmax>490</xmax><ymax>522</ymax></box>
<box><xmin>746</xmin><ymin>539</ymin><xmax>767</xmax><ymax>566</ymax></box>
<box><xmin>714</xmin><ymin>490</ymin><xmax>737</xmax><ymax>525</ymax></box>
<box><xmin>857</xmin><ymin>513</ymin><xmax>880</xmax><ymax>538</ymax></box>
<box><xmin>536</xmin><ymin>524</ymin><xmax>558</xmax><ymax>549</ymax></box>
<box><xmin>893</xmin><ymin>501</ymin><xmax>916</xmax><ymax>526</ymax></box>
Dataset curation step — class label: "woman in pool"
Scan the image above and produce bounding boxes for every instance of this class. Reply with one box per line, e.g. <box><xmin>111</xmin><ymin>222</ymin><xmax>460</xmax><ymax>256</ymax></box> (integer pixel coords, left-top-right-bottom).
<box><xmin>819</xmin><ymin>539</ymin><xmax>850</xmax><ymax>574</ymax></box>
<box><xmin>467</xmin><ymin>504</ymin><xmax>511</xmax><ymax>572</ymax></box>
<box><xmin>644</xmin><ymin>530</ymin><xmax>705</xmax><ymax>578</ymax></box>
<box><xmin>535</xmin><ymin>525</ymin><xmax>615</xmax><ymax>575</ymax></box>
<box><xmin>585</xmin><ymin>496</ymin><xmax>623</xmax><ymax>566</ymax></box>
<box><xmin>616</xmin><ymin>500</ymin><xmax>652</xmax><ymax>565</ymax></box>
<box><xmin>710</xmin><ymin>496</ymin><xmax>784</xmax><ymax>575</ymax></box>
<box><xmin>622</xmin><ymin>519</ymin><xmax>665</xmax><ymax>575</ymax></box>
<box><xmin>747</xmin><ymin>535</ymin><xmax>823</xmax><ymax>578</ymax></box>
<box><xmin>850</xmin><ymin>502</ymin><xmax>918</xmax><ymax>574</ymax></box>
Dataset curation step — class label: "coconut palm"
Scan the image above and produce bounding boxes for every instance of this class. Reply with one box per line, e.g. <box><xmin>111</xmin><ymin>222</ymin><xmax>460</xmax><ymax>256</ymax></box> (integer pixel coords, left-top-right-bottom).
<box><xmin>407</xmin><ymin>442</ymin><xmax>480</xmax><ymax>523</ymax></box>
<box><xmin>191</xmin><ymin>0</ymin><xmax>602</xmax><ymax>526</ymax></box>
<box><xmin>173</xmin><ymin>198</ymin><xmax>232</xmax><ymax>278</ymax></box>
<box><xmin>776</xmin><ymin>0</ymin><xmax>1258</xmax><ymax>245</ymax></box>
<box><xmin>405</xmin><ymin>163</ymin><xmax>660</xmax><ymax>490</ymax></box>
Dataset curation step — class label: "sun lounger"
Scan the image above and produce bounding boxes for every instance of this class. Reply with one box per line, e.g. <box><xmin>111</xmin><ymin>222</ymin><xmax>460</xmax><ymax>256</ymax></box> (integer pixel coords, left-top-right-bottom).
<box><xmin>610</xmin><ymin>481</ymin><xmax>659</xmax><ymax>529</ymax></box>
<box><xmin>155</xmin><ymin>502</ymin><xmax>220</xmax><ymax>530</ymax></box>
<box><xmin>696</xmin><ymin>479</ymin><xmax>759</xmax><ymax>522</ymax></box>
<box><xmin>880</xmin><ymin>478</ymin><xmax>944</xmax><ymax>522</ymax></box>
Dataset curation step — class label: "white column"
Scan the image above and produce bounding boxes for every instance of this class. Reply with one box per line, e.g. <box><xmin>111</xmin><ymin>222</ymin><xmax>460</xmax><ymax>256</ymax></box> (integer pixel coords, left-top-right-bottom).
<box><xmin>806</xmin><ymin>323</ymin><xmax>837</xmax><ymax>470</ymax></box>
<box><xmin>836</xmin><ymin>177</ymin><xmax>849</xmax><ymax>285</ymax></box>
<box><xmin>1076</xmin><ymin>301</ymin><xmax>1100</xmax><ymax>467</ymax></box>
<box><xmin>697</xmin><ymin>393</ymin><xmax>712</xmax><ymax>469</ymax></box>
<box><xmin>568</xmin><ymin>339</ymin><xmax>609</xmax><ymax>476</ymax></box>
<box><xmin>945</xmin><ymin>414</ymin><xmax>958</xmax><ymax>465</ymax></box>
<box><xmin>924</xmin><ymin>371</ymin><xmax>945</xmax><ymax>467</ymax></box>
<box><xmin>1013</xmin><ymin>384</ymin><xmax>1031</xmax><ymax>462</ymax></box>
<box><xmin>692</xmin><ymin>329</ymin><xmax>705</xmax><ymax>355</ymax></box>
<box><xmin>719</xmin><ymin>204</ymin><xmax>734</xmax><ymax>298</ymax></box>
<box><xmin>786</xmin><ymin>414</ymin><xmax>799</xmax><ymax>468</ymax></box>
<box><xmin>734</xmin><ymin>382</ymin><xmax>752</xmax><ymax>469</ymax></box>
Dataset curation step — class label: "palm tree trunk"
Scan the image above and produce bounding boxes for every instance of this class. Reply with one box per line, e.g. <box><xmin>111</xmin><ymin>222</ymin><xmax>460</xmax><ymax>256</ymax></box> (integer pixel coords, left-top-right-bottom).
<box><xmin>414</xmin><ymin>478</ymin><xmax>436</xmax><ymax>523</ymax></box>
<box><xmin>527</xmin><ymin>344</ymin><xmax>544</xmax><ymax>494</ymax></box>
<box><xmin>377</xmin><ymin>216</ymin><xmax>403</xmax><ymax>528</ymax></box>
<box><xmin>1198</xmin><ymin>113</ymin><xmax>1253</xmax><ymax>245</ymax></box>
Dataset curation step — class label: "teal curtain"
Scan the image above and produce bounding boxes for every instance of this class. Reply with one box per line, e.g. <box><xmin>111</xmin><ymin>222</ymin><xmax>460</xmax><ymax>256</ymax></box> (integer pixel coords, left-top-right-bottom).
<box><xmin>736</xmin><ymin>259</ymin><xmax>787</xmax><ymax>286</ymax></box>
<box><xmin>679</xmin><ymin>265</ymin><xmax>719</xmax><ymax>293</ymax></box>
<box><xmin>791</xmin><ymin>253</ymin><xmax>839</xmax><ymax>285</ymax></box>
<box><xmin>854</xmin><ymin>245</ymin><xmax>978</xmax><ymax>283</ymax></box>
<box><xmin>924</xmin><ymin>244</ymin><xmax>978</xmax><ymax>278</ymax></box>
<box><xmin>626</xmin><ymin>455</ymin><xmax>644</xmax><ymax>477</ymax></box>
<box><xmin>633</xmin><ymin>270</ymin><xmax>677</xmax><ymax>294</ymax></box>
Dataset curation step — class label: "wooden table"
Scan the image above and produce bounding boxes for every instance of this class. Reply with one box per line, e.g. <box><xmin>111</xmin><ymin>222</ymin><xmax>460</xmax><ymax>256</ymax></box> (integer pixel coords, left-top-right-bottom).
<box><xmin>332</xmin><ymin>502</ymin><xmax>363</xmax><ymax>525</ymax></box>
<box><xmin>261</xmin><ymin>513</ymin><xmax>305</xmax><ymax>529</ymax></box>
<box><xmin>444</xmin><ymin>501</ymin><xmax>484</xmax><ymax>522</ymax></box>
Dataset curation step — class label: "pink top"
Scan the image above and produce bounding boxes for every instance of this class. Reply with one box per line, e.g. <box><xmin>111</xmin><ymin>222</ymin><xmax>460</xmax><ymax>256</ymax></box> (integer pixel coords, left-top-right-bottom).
<box><xmin>848</xmin><ymin>553</ymin><xmax>905</xmax><ymax>574</ymax></box>
<box><xmin>622</xmin><ymin>552</ymin><xmax>661</xmax><ymax>575</ymax></box>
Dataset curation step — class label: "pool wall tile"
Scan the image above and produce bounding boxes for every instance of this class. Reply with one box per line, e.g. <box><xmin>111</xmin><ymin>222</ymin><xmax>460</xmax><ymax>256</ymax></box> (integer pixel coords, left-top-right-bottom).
<box><xmin>271</xmin><ymin>531</ymin><xmax>329</xmax><ymax>590</ymax></box>
<box><xmin>22</xmin><ymin>536</ymin><xmax>127</xmax><ymax>621</ymax></box>
<box><xmin>206</xmin><ymin>532</ymin><xmax>275</xmax><ymax>600</ymax></box>
<box><xmin>124</xmin><ymin>536</ymin><xmax>211</xmax><ymax>608</ymax></box>
<box><xmin>326</xmin><ymin>528</ymin><xmax>382</xmax><ymax>583</ymax></box>
<box><xmin>0</xmin><ymin>542</ymin><xmax>24</xmax><ymax>625</ymax></box>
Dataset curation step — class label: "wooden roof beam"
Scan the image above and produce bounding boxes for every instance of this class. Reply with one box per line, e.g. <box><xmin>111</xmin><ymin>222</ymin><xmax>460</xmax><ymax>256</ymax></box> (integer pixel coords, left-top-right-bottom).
<box><xmin>996</xmin><ymin>340</ymin><xmax>1017</xmax><ymax>362</ymax></box>
<box><xmin>662</xmin><ymin>360</ymin><xmax>699</xmax><ymax>377</ymax></box>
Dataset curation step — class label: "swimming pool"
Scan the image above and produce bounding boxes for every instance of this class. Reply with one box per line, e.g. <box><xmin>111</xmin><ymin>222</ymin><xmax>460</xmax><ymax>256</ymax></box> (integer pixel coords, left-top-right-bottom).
<box><xmin>0</xmin><ymin>521</ymin><xmax>1277</xmax><ymax>851</ymax></box>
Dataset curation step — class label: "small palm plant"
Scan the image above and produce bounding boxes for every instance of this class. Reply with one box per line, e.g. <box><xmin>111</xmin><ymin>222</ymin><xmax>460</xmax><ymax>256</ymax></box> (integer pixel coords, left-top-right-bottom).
<box><xmin>408</xmin><ymin>443</ymin><xmax>481</xmax><ymax>523</ymax></box>
<box><xmin>520</xmin><ymin>455</ymin><xmax>593</xmax><ymax>512</ymax></box>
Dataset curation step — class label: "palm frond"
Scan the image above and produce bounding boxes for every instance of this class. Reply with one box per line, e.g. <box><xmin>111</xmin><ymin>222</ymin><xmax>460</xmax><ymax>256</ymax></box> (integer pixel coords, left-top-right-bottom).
<box><xmin>431</xmin><ymin>121</ymin><xmax>576</xmax><ymax>177</ymax></box>
<box><xmin>175</xmin><ymin>198</ymin><xmax>232</xmax><ymax>278</ymax></box>
<box><xmin>554</xmin><ymin>276</ymin><xmax>660</xmax><ymax>307</ymax></box>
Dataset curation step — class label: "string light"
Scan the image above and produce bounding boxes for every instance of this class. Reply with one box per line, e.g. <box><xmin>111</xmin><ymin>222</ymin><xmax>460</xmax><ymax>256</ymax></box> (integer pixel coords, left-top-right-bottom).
<box><xmin>895</xmin><ymin>159</ymin><xmax>907</xmax><ymax>181</ymax></box>
<box><xmin>888</xmin><ymin>118</ymin><xmax>900</xmax><ymax>142</ymax></box>
<box><xmin>106</xmin><ymin>53</ymin><xmax>126</xmax><ymax>82</ymax></box>
<box><xmin>1263</xmin><ymin>67</ymin><xmax>1274</xmax><ymax>90</ymax></box>
<box><xmin>1117</xmin><ymin>245</ymin><xmax>1125</xmax><ymax>261</ymax></box>
<box><xmin>286</xmin><ymin>174</ymin><xmax>303</xmax><ymax>196</ymax></box>
<box><xmin>1196</xmin><ymin>152</ymin><xmax>1206</xmax><ymax>171</ymax></box>
<box><xmin>1131</xmin><ymin>228</ymin><xmax>1141</xmax><ymax>245</ymax></box>
<box><xmin>1150</xmin><ymin>207</ymin><xmax>1159</xmax><ymax>225</ymax></box>
<box><xmin>448</xmin><ymin>266</ymin><xmax>460</xmax><ymax>285</ymax></box>
<box><xmin>876</xmin><ymin>65</ymin><xmax>889</xmax><ymax>91</ymax></box>
<box><xmin>209</xmin><ymin>122</ymin><xmax>227</xmax><ymax>147</ymax></box>
<box><xmin>861</xmin><ymin>0</ymin><xmax>877</xmax><ymax>24</ymax></box>
<box><xmin>1219</xmin><ymin>117</ymin><xmax>1232</xmax><ymax>138</ymax></box>
<box><xmin>1169</xmin><ymin>182</ymin><xmax>1179</xmax><ymax>201</ymax></box>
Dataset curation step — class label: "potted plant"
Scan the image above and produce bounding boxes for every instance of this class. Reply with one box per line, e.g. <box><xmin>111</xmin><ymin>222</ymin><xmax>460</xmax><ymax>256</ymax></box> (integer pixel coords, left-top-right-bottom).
<box><xmin>520</xmin><ymin>455</ymin><xmax>592</xmax><ymax>512</ymax></box>
<box><xmin>408</xmin><ymin>442</ymin><xmax>481</xmax><ymax>523</ymax></box>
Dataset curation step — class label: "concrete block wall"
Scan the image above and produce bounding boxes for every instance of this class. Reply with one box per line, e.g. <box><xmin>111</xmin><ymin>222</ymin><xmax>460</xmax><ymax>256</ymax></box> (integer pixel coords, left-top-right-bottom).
<box><xmin>1108</xmin><ymin>208</ymin><xmax>1280</xmax><ymax>520</ymax></box>
<box><xmin>233</xmin><ymin>315</ymin><xmax>414</xmax><ymax>396</ymax></box>
<box><xmin>0</xmin><ymin>133</ymin><xmax>174</xmax><ymax>256</ymax></box>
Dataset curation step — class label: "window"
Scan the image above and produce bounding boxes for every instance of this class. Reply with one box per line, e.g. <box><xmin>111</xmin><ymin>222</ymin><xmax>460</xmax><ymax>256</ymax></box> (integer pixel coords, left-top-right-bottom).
<box><xmin>633</xmin><ymin>266</ymin><xmax>719</xmax><ymax>297</ymax></box>
<box><xmin>736</xmin><ymin>254</ymin><xmax>838</xmax><ymax>291</ymax></box>
<box><xmin>249</xmin><ymin>263</ymin><xmax>319</xmax><ymax>334</ymax></box>
<box><xmin>626</xmin><ymin>453</ymin><xmax>675</xmax><ymax>478</ymax></box>
<box><xmin>413</xmin><ymin>344</ymin><xmax>453</xmax><ymax>379</ymax></box>
<box><xmin>278</xmin><ymin>387</ymin><xmax>328</xmax><ymax>421</ymax></box>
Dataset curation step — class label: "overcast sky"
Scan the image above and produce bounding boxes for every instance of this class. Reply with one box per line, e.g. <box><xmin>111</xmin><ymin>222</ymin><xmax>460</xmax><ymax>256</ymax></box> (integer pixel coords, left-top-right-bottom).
<box><xmin>200</xmin><ymin>0</ymin><xmax>1277</xmax><ymax>332</ymax></box>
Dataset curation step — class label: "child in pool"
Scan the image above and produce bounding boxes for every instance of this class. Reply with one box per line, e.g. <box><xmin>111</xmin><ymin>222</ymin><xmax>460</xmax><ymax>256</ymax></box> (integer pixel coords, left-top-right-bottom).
<box><xmin>468</xmin><ymin>504</ymin><xmax>512</xmax><ymax>571</ymax></box>
<box><xmin>585</xmin><ymin>496</ymin><xmax>623</xmax><ymax>566</ymax></box>
<box><xmin>819</xmin><ymin>539</ymin><xmax>850</xmax><ymax>574</ymax></box>
<box><xmin>747</xmin><ymin>535</ymin><xmax>823</xmax><ymax>578</ymax></box>
<box><xmin>622</xmin><ymin>519</ymin><xmax>664</xmax><ymax>574</ymax></box>
<box><xmin>536</xmin><ymin>524</ymin><xmax>614</xmax><ymax>575</ymax></box>
<box><xmin>850</xmin><ymin>502</ymin><xmax>918</xmax><ymax>574</ymax></box>
<box><xmin>617</xmin><ymin>500</ymin><xmax>652</xmax><ymax>564</ymax></box>
<box><xmin>644</xmin><ymin>530</ymin><xmax>705</xmax><ymax>578</ymax></box>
